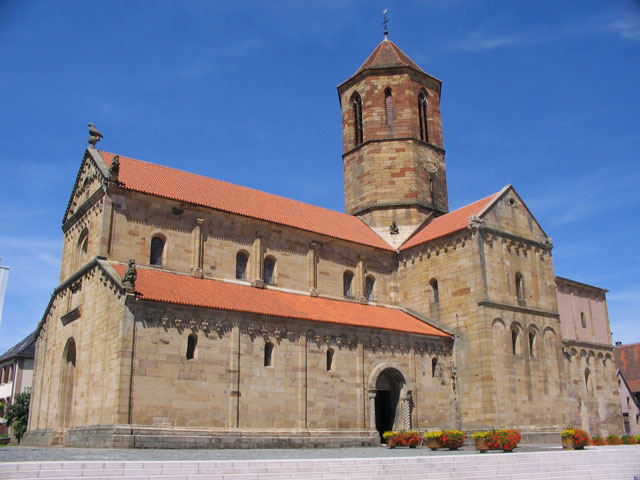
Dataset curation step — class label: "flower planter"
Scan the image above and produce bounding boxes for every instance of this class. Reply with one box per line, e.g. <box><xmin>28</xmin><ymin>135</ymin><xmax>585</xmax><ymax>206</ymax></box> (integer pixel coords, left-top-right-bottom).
<box><xmin>384</xmin><ymin>431</ymin><xmax>421</xmax><ymax>449</ymax></box>
<box><xmin>0</xmin><ymin>437</ymin><xmax>10</xmax><ymax>445</ymax></box>
<box><xmin>562</xmin><ymin>429</ymin><xmax>589</xmax><ymax>449</ymax></box>
<box><xmin>475</xmin><ymin>437</ymin><xmax>489</xmax><ymax>453</ymax></box>
<box><xmin>426</xmin><ymin>438</ymin><xmax>443</xmax><ymax>451</ymax></box>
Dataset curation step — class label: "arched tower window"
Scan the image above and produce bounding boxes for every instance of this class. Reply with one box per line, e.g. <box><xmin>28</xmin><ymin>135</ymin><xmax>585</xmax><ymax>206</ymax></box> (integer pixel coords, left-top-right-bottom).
<box><xmin>236</xmin><ymin>251</ymin><xmax>248</xmax><ymax>280</ymax></box>
<box><xmin>150</xmin><ymin>236</ymin><xmax>165</xmax><ymax>266</ymax></box>
<box><xmin>263</xmin><ymin>256</ymin><xmax>276</xmax><ymax>285</ymax></box>
<box><xmin>352</xmin><ymin>93</ymin><xmax>363</xmax><ymax>146</ymax></box>
<box><xmin>430</xmin><ymin>278</ymin><xmax>439</xmax><ymax>304</ymax></box>
<box><xmin>365</xmin><ymin>275</ymin><xmax>375</xmax><ymax>301</ymax></box>
<box><xmin>264</xmin><ymin>342</ymin><xmax>274</xmax><ymax>367</ymax></box>
<box><xmin>529</xmin><ymin>330</ymin><xmax>536</xmax><ymax>357</ymax></box>
<box><xmin>343</xmin><ymin>271</ymin><xmax>354</xmax><ymax>298</ymax></box>
<box><xmin>512</xmin><ymin>328</ymin><xmax>519</xmax><ymax>355</ymax></box>
<box><xmin>384</xmin><ymin>88</ymin><xmax>393</xmax><ymax>126</ymax></box>
<box><xmin>418</xmin><ymin>91</ymin><xmax>429</xmax><ymax>142</ymax></box>
<box><xmin>326</xmin><ymin>348</ymin><xmax>335</xmax><ymax>372</ymax></box>
<box><xmin>186</xmin><ymin>333</ymin><xmax>198</xmax><ymax>360</ymax></box>
<box><xmin>515</xmin><ymin>272</ymin><xmax>524</xmax><ymax>300</ymax></box>
<box><xmin>77</xmin><ymin>229</ymin><xmax>89</xmax><ymax>266</ymax></box>
<box><xmin>431</xmin><ymin>357</ymin><xmax>438</xmax><ymax>377</ymax></box>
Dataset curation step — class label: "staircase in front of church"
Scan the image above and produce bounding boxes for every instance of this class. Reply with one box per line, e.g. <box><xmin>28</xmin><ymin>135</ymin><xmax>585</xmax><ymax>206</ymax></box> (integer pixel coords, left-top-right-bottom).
<box><xmin>1</xmin><ymin>446</ymin><xmax>639</xmax><ymax>480</ymax></box>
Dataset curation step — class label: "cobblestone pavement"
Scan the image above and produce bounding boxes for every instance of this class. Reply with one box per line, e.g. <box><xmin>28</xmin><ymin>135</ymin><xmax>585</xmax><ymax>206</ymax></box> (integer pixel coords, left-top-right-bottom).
<box><xmin>0</xmin><ymin>444</ymin><xmax>561</xmax><ymax>463</ymax></box>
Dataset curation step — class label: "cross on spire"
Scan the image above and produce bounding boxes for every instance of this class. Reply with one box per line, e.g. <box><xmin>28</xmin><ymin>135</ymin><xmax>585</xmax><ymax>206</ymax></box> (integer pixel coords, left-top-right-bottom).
<box><xmin>382</xmin><ymin>9</ymin><xmax>389</xmax><ymax>41</ymax></box>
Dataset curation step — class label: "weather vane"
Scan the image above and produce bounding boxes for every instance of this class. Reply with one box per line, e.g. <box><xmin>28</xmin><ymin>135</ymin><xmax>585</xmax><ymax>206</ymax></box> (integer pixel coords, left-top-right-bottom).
<box><xmin>382</xmin><ymin>9</ymin><xmax>389</xmax><ymax>40</ymax></box>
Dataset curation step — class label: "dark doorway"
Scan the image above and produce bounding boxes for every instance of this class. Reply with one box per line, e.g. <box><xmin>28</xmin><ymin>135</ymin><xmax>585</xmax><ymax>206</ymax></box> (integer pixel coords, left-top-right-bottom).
<box><xmin>374</xmin><ymin>367</ymin><xmax>405</xmax><ymax>442</ymax></box>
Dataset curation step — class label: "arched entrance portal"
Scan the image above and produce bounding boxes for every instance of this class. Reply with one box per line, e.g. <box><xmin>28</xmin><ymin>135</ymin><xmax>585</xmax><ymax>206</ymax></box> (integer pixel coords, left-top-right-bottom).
<box><xmin>374</xmin><ymin>368</ymin><xmax>405</xmax><ymax>440</ymax></box>
<box><xmin>59</xmin><ymin>338</ymin><xmax>76</xmax><ymax>428</ymax></box>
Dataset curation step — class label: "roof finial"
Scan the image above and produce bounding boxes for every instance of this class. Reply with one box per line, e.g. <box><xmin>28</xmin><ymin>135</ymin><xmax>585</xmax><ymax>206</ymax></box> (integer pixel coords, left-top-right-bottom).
<box><xmin>382</xmin><ymin>9</ymin><xmax>389</xmax><ymax>41</ymax></box>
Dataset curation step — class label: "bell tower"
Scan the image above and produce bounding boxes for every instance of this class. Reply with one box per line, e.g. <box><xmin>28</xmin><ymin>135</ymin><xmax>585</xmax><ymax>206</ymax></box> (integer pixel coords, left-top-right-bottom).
<box><xmin>338</xmin><ymin>38</ymin><xmax>449</xmax><ymax>247</ymax></box>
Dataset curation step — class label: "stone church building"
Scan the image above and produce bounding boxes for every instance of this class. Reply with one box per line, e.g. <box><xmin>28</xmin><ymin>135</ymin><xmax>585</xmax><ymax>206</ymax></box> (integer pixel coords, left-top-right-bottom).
<box><xmin>24</xmin><ymin>38</ymin><xmax>623</xmax><ymax>448</ymax></box>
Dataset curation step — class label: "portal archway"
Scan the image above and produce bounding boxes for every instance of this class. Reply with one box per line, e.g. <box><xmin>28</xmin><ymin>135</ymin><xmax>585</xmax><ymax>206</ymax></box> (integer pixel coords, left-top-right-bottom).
<box><xmin>368</xmin><ymin>364</ymin><xmax>412</xmax><ymax>442</ymax></box>
<box><xmin>59</xmin><ymin>338</ymin><xmax>76</xmax><ymax>428</ymax></box>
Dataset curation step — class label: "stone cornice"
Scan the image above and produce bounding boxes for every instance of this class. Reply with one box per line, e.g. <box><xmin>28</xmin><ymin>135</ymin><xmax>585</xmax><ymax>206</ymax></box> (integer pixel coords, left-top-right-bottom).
<box><xmin>36</xmin><ymin>257</ymin><xmax>125</xmax><ymax>338</ymax></box>
<box><xmin>337</xmin><ymin>65</ymin><xmax>441</xmax><ymax>101</ymax></box>
<box><xmin>477</xmin><ymin>300</ymin><xmax>559</xmax><ymax>319</ymax></box>
<box><xmin>342</xmin><ymin>137</ymin><xmax>445</xmax><ymax>159</ymax></box>
<box><xmin>62</xmin><ymin>187</ymin><xmax>105</xmax><ymax>233</ymax></box>
<box><xmin>562</xmin><ymin>339</ymin><xmax>614</xmax><ymax>353</ymax></box>
<box><xmin>479</xmin><ymin>226</ymin><xmax>552</xmax><ymax>251</ymax></box>
<box><xmin>555</xmin><ymin>276</ymin><xmax>608</xmax><ymax>294</ymax></box>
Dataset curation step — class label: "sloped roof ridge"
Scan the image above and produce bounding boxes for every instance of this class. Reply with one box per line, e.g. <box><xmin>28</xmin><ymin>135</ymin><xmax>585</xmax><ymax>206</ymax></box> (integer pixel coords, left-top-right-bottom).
<box><xmin>112</xmin><ymin>262</ymin><xmax>450</xmax><ymax>338</ymax></box>
<box><xmin>97</xmin><ymin>150</ymin><xmax>393</xmax><ymax>251</ymax></box>
<box><xmin>399</xmin><ymin>190</ymin><xmax>502</xmax><ymax>251</ymax></box>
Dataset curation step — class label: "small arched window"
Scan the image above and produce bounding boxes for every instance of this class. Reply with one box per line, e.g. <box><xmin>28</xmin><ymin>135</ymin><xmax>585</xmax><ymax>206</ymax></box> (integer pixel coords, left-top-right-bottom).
<box><xmin>263</xmin><ymin>256</ymin><xmax>276</xmax><ymax>285</ymax></box>
<box><xmin>512</xmin><ymin>328</ymin><xmax>519</xmax><ymax>355</ymax></box>
<box><xmin>352</xmin><ymin>93</ymin><xmax>363</xmax><ymax>146</ymax></box>
<box><xmin>236</xmin><ymin>251</ymin><xmax>248</xmax><ymax>280</ymax></box>
<box><xmin>326</xmin><ymin>348</ymin><xmax>335</xmax><ymax>372</ymax></box>
<box><xmin>264</xmin><ymin>342</ymin><xmax>274</xmax><ymax>367</ymax></box>
<box><xmin>186</xmin><ymin>333</ymin><xmax>197</xmax><ymax>360</ymax></box>
<box><xmin>365</xmin><ymin>275</ymin><xmax>375</xmax><ymax>301</ymax></box>
<box><xmin>585</xmin><ymin>368</ymin><xmax>592</xmax><ymax>392</ymax></box>
<box><xmin>150</xmin><ymin>236</ymin><xmax>165</xmax><ymax>266</ymax></box>
<box><xmin>580</xmin><ymin>312</ymin><xmax>587</xmax><ymax>328</ymax></box>
<box><xmin>78</xmin><ymin>228</ymin><xmax>89</xmax><ymax>265</ymax></box>
<box><xmin>430</xmin><ymin>278</ymin><xmax>439</xmax><ymax>304</ymax></box>
<box><xmin>431</xmin><ymin>357</ymin><xmax>438</xmax><ymax>377</ymax></box>
<box><xmin>384</xmin><ymin>88</ymin><xmax>393</xmax><ymax>126</ymax></box>
<box><xmin>515</xmin><ymin>273</ymin><xmax>524</xmax><ymax>300</ymax></box>
<box><xmin>529</xmin><ymin>331</ymin><xmax>536</xmax><ymax>357</ymax></box>
<box><xmin>343</xmin><ymin>271</ymin><xmax>354</xmax><ymax>298</ymax></box>
<box><xmin>418</xmin><ymin>91</ymin><xmax>429</xmax><ymax>142</ymax></box>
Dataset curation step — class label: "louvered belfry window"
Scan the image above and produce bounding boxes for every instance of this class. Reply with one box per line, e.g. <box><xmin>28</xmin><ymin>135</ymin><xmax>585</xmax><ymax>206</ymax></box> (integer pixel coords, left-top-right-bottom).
<box><xmin>418</xmin><ymin>91</ymin><xmax>429</xmax><ymax>142</ymax></box>
<box><xmin>353</xmin><ymin>93</ymin><xmax>363</xmax><ymax>146</ymax></box>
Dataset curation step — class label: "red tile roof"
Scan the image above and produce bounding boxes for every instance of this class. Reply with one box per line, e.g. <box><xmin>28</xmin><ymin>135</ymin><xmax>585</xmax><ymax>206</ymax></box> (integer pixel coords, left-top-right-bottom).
<box><xmin>112</xmin><ymin>263</ymin><xmax>449</xmax><ymax>338</ymax></box>
<box><xmin>353</xmin><ymin>40</ymin><xmax>425</xmax><ymax>77</ymax></box>
<box><xmin>98</xmin><ymin>151</ymin><xmax>393</xmax><ymax>251</ymax></box>
<box><xmin>615</xmin><ymin>342</ymin><xmax>640</xmax><ymax>393</ymax></box>
<box><xmin>399</xmin><ymin>192</ymin><xmax>501</xmax><ymax>250</ymax></box>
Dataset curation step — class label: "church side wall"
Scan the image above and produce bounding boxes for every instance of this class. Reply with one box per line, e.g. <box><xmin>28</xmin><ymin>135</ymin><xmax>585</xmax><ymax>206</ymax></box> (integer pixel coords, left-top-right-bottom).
<box><xmin>107</xmin><ymin>192</ymin><xmax>396</xmax><ymax>304</ymax></box>
<box><xmin>127</xmin><ymin>301</ymin><xmax>454</xmax><ymax>448</ymax></box>
<box><xmin>563</xmin><ymin>347</ymin><xmax>622</xmax><ymax>436</ymax></box>
<box><xmin>24</xmin><ymin>266</ymin><xmax>129</xmax><ymax>447</ymax></box>
<box><xmin>556</xmin><ymin>281</ymin><xmax>611</xmax><ymax>345</ymax></box>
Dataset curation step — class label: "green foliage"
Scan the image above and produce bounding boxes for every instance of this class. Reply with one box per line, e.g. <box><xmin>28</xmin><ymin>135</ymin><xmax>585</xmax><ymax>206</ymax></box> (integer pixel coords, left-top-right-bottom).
<box><xmin>5</xmin><ymin>389</ymin><xmax>30</xmax><ymax>443</ymax></box>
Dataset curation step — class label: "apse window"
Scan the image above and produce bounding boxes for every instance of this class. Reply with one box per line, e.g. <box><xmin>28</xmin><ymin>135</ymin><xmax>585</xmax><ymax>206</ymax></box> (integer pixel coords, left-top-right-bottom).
<box><xmin>431</xmin><ymin>357</ymin><xmax>438</xmax><ymax>377</ymax></box>
<box><xmin>150</xmin><ymin>236</ymin><xmax>165</xmax><ymax>266</ymax></box>
<box><xmin>264</xmin><ymin>342</ymin><xmax>274</xmax><ymax>367</ymax></box>
<box><xmin>236</xmin><ymin>251</ymin><xmax>248</xmax><ymax>280</ymax></box>
<box><xmin>365</xmin><ymin>275</ymin><xmax>375</xmax><ymax>301</ymax></box>
<box><xmin>512</xmin><ymin>329</ymin><xmax>519</xmax><ymax>355</ymax></box>
<box><xmin>580</xmin><ymin>312</ymin><xmax>587</xmax><ymax>328</ymax></box>
<box><xmin>343</xmin><ymin>271</ymin><xmax>354</xmax><ymax>298</ymax></box>
<box><xmin>430</xmin><ymin>278</ymin><xmax>439</xmax><ymax>304</ymax></box>
<box><xmin>263</xmin><ymin>256</ymin><xmax>276</xmax><ymax>285</ymax></box>
<box><xmin>186</xmin><ymin>333</ymin><xmax>197</xmax><ymax>360</ymax></box>
<box><xmin>326</xmin><ymin>348</ymin><xmax>335</xmax><ymax>372</ymax></box>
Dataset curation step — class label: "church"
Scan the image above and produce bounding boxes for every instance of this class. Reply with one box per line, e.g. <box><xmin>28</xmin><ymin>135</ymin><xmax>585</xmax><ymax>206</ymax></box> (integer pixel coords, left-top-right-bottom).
<box><xmin>23</xmin><ymin>37</ymin><xmax>623</xmax><ymax>448</ymax></box>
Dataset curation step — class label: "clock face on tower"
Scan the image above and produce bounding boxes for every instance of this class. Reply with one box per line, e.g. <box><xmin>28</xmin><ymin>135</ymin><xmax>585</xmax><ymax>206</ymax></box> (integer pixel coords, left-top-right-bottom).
<box><xmin>418</xmin><ymin>149</ymin><xmax>439</xmax><ymax>173</ymax></box>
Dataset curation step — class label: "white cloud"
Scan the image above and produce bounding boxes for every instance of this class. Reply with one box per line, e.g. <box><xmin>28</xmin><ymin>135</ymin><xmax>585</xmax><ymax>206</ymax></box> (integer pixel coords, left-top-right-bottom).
<box><xmin>609</xmin><ymin>17</ymin><xmax>640</xmax><ymax>41</ymax></box>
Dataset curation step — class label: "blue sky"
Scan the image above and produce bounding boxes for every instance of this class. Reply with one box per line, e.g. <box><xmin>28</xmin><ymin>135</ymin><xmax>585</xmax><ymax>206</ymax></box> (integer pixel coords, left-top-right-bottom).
<box><xmin>0</xmin><ymin>0</ymin><xmax>638</xmax><ymax>354</ymax></box>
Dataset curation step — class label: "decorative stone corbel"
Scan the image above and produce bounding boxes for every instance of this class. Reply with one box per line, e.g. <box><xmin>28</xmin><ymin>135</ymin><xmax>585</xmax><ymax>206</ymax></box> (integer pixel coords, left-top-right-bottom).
<box><xmin>468</xmin><ymin>215</ymin><xmax>486</xmax><ymax>232</ymax></box>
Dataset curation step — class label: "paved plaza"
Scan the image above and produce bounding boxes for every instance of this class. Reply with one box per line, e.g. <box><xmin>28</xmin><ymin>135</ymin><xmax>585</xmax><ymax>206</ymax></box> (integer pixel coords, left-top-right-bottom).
<box><xmin>0</xmin><ymin>443</ymin><xmax>564</xmax><ymax>463</ymax></box>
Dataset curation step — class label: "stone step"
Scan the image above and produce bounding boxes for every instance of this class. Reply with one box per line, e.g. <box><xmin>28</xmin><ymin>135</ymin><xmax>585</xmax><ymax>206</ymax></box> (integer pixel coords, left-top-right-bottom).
<box><xmin>1</xmin><ymin>448</ymin><xmax>639</xmax><ymax>480</ymax></box>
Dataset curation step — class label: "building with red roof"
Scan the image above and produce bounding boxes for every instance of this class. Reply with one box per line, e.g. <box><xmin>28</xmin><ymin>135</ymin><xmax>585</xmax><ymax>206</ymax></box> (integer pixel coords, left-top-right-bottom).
<box><xmin>24</xmin><ymin>36</ymin><xmax>623</xmax><ymax>449</ymax></box>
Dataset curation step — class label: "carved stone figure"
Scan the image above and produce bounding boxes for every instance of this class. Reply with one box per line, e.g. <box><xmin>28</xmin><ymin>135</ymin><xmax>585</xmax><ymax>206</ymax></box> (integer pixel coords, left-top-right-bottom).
<box><xmin>88</xmin><ymin>123</ymin><xmax>103</xmax><ymax>147</ymax></box>
<box><xmin>122</xmin><ymin>259</ymin><xmax>137</xmax><ymax>291</ymax></box>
